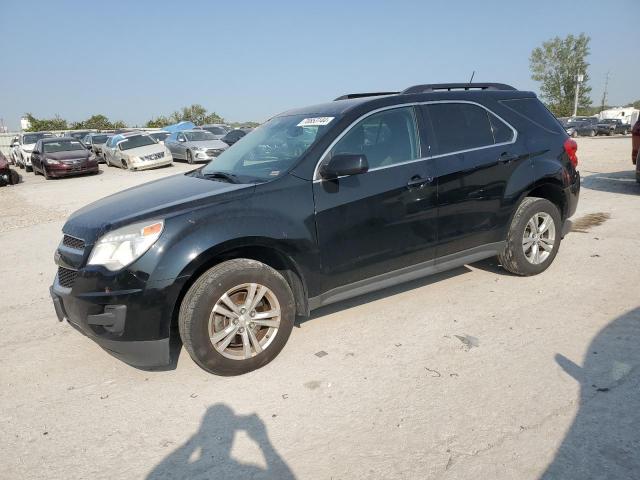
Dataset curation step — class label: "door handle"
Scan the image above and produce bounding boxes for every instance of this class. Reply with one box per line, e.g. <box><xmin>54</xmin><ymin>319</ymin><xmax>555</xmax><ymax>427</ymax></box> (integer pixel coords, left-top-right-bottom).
<box><xmin>407</xmin><ymin>175</ymin><xmax>434</xmax><ymax>189</ymax></box>
<box><xmin>498</xmin><ymin>152</ymin><xmax>517</xmax><ymax>164</ymax></box>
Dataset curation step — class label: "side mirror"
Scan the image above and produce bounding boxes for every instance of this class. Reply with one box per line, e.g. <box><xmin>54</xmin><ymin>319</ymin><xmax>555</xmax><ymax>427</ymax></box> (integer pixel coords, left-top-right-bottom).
<box><xmin>320</xmin><ymin>154</ymin><xmax>369</xmax><ymax>179</ymax></box>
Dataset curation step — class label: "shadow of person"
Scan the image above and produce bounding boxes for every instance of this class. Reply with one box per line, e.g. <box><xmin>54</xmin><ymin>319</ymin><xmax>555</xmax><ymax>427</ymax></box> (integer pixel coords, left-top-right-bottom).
<box><xmin>542</xmin><ymin>307</ymin><xmax>640</xmax><ymax>479</ymax></box>
<box><xmin>146</xmin><ymin>404</ymin><xmax>295</xmax><ymax>480</ymax></box>
<box><xmin>580</xmin><ymin>169</ymin><xmax>639</xmax><ymax>195</ymax></box>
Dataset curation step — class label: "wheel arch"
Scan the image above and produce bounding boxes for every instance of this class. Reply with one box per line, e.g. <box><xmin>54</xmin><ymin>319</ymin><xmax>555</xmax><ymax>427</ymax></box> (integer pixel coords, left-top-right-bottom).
<box><xmin>170</xmin><ymin>240</ymin><xmax>310</xmax><ymax>332</ymax></box>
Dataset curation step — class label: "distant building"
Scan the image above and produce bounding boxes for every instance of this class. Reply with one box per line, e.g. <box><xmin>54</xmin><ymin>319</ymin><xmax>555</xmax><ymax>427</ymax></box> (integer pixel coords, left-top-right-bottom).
<box><xmin>20</xmin><ymin>116</ymin><xmax>31</xmax><ymax>131</ymax></box>
<box><xmin>598</xmin><ymin>107</ymin><xmax>639</xmax><ymax>125</ymax></box>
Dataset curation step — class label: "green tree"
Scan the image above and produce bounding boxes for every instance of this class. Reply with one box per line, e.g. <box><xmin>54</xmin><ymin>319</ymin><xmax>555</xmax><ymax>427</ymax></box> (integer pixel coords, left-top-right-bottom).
<box><xmin>530</xmin><ymin>34</ymin><xmax>593</xmax><ymax>117</ymax></box>
<box><xmin>626</xmin><ymin>100</ymin><xmax>640</xmax><ymax>110</ymax></box>
<box><xmin>145</xmin><ymin>116</ymin><xmax>171</xmax><ymax>128</ymax></box>
<box><xmin>70</xmin><ymin>114</ymin><xmax>127</xmax><ymax>130</ymax></box>
<box><xmin>25</xmin><ymin>113</ymin><xmax>68</xmax><ymax>131</ymax></box>
<box><xmin>168</xmin><ymin>104</ymin><xmax>225</xmax><ymax>125</ymax></box>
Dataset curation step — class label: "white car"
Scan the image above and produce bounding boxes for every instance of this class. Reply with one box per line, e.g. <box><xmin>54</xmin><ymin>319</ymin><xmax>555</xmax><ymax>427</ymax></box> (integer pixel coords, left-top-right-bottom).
<box><xmin>8</xmin><ymin>137</ymin><xmax>20</xmax><ymax>165</ymax></box>
<box><xmin>16</xmin><ymin>132</ymin><xmax>54</xmax><ymax>171</ymax></box>
<box><xmin>103</xmin><ymin>132</ymin><xmax>173</xmax><ymax>171</ymax></box>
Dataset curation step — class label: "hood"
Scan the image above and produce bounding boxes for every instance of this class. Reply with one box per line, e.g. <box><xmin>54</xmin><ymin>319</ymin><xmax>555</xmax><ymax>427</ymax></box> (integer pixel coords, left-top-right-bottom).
<box><xmin>45</xmin><ymin>150</ymin><xmax>91</xmax><ymax>161</ymax></box>
<box><xmin>185</xmin><ymin>140</ymin><xmax>228</xmax><ymax>149</ymax></box>
<box><xmin>122</xmin><ymin>144</ymin><xmax>166</xmax><ymax>157</ymax></box>
<box><xmin>63</xmin><ymin>173</ymin><xmax>254</xmax><ymax>242</ymax></box>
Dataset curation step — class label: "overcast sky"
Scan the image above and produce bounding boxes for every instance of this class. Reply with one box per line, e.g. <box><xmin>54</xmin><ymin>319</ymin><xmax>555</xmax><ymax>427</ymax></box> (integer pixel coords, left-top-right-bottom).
<box><xmin>1</xmin><ymin>0</ymin><xmax>638</xmax><ymax>130</ymax></box>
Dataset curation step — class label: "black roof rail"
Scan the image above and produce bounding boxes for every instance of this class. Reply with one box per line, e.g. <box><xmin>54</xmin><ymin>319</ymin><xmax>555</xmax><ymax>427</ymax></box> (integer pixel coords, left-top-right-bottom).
<box><xmin>334</xmin><ymin>92</ymin><xmax>399</xmax><ymax>101</ymax></box>
<box><xmin>401</xmin><ymin>83</ymin><xmax>517</xmax><ymax>94</ymax></box>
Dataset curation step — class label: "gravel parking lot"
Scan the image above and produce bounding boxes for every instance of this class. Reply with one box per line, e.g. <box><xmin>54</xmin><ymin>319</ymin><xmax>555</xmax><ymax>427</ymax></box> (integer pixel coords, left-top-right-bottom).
<box><xmin>1</xmin><ymin>137</ymin><xmax>638</xmax><ymax>480</ymax></box>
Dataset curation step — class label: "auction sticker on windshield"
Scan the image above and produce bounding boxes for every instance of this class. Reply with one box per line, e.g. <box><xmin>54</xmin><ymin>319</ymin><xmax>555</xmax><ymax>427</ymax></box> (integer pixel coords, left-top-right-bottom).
<box><xmin>297</xmin><ymin>117</ymin><xmax>334</xmax><ymax>127</ymax></box>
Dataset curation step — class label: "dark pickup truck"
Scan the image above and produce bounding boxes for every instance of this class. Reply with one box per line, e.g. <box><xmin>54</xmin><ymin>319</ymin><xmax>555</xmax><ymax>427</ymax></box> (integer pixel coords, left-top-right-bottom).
<box><xmin>596</xmin><ymin>118</ymin><xmax>631</xmax><ymax>136</ymax></box>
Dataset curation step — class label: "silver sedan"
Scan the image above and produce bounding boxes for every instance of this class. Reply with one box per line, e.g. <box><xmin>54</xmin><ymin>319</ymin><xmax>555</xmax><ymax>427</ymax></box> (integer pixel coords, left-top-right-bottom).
<box><xmin>165</xmin><ymin>130</ymin><xmax>229</xmax><ymax>164</ymax></box>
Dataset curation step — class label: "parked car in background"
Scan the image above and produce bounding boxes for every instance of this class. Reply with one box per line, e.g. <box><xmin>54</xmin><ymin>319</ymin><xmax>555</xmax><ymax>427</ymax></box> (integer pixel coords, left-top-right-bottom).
<box><xmin>0</xmin><ymin>151</ymin><xmax>18</xmax><ymax>186</ymax></box>
<box><xmin>16</xmin><ymin>131</ymin><xmax>54</xmax><ymax>171</ymax></box>
<box><xmin>67</xmin><ymin>131</ymin><xmax>91</xmax><ymax>141</ymax></box>
<box><xmin>31</xmin><ymin>137</ymin><xmax>99</xmax><ymax>179</ymax></box>
<box><xmin>82</xmin><ymin>133</ymin><xmax>110</xmax><ymax>162</ymax></box>
<box><xmin>632</xmin><ymin>118</ymin><xmax>639</xmax><ymax>166</ymax></box>
<box><xmin>9</xmin><ymin>136</ymin><xmax>20</xmax><ymax>165</ymax></box>
<box><xmin>596</xmin><ymin>118</ymin><xmax>631</xmax><ymax>136</ymax></box>
<box><xmin>148</xmin><ymin>131</ymin><xmax>170</xmax><ymax>144</ymax></box>
<box><xmin>221</xmin><ymin>128</ymin><xmax>247</xmax><ymax>146</ymax></box>
<box><xmin>561</xmin><ymin>118</ymin><xmax>597</xmax><ymax>137</ymax></box>
<box><xmin>50</xmin><ymin>82</ymin><xmax>580</xmax><ymax>375</ymax></box>
<box><xmin>199</xmin><ymin>124</ymin><xmax>229</xmax><ymax>139</ymax></box>
<box><xmin>165</xmin><ymin>130</ymin><xmax>228</xmax><ymax>164</ymax></box>
<box><xmin>103</xmin><ymin>132</ymin><xmax>172</xmax><ymax>171</ymax></box>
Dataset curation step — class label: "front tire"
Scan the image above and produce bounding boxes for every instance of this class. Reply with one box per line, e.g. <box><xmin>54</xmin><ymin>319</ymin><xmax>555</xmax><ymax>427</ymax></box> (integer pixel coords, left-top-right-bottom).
<box><xmin>179</xmin><ymin>259</ymin><xmax>295</xmax><ymax>376</ymax></box>
<box><xmin>498</xmin><ymin>197</ymin><xmax>562</xmax><ymax>276</ymax></box>
<box><xmin>186</xmin><ymin>150</ymin><xmax>194</xmax><ymax>164</ymax></box>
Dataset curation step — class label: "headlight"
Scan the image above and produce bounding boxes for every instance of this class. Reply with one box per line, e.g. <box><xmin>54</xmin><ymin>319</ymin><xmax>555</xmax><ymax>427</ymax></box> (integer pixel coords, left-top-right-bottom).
<box><xmin>87</xmin><ymin>220</ymin><xmax>164</xmax><ymax>271</ymax></box>
<box><xmin>193</xmin><ymin>146</ymin><xmax>206</xmax><ymax>151</ymax></box>
<box><xmin>46</xmin><ymin>159</ymin><xmax>61</xmax><ymax>165</ymax></box>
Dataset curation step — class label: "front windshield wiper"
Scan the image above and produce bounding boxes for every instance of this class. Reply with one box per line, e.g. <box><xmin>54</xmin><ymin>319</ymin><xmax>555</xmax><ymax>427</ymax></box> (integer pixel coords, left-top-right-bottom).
<box><xmin>200</xmin><ymin>171</ymin><xmax>239</xmax><ymax>184</ymax></box>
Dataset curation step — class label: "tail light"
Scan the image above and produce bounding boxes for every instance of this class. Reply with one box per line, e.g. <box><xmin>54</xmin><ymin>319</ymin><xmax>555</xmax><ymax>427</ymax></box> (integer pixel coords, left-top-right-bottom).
<box><xmin>564</xmin><ymin>138</ymin><xmax>578</xmax><ymax>168</ymax></box>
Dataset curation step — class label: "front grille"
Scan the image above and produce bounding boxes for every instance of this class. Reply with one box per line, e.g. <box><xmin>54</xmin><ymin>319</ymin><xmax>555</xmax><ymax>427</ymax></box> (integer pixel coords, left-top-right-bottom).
<box><xmin>62</xmin><ymin>235</ymin><xmax>85</xmax><ymax>250</ymax></box>
<box><xmin>57</xmin><ymin>267</ymin><xmax>77</xmax><ymax>289</ymax></box>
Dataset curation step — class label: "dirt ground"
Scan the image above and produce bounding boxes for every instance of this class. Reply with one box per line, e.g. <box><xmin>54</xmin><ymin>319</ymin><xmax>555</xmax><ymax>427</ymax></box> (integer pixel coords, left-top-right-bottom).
<box><xmin>1</xmin><ymin>138</ymin><xmax>638</xmax><ymax>480</ymax></box>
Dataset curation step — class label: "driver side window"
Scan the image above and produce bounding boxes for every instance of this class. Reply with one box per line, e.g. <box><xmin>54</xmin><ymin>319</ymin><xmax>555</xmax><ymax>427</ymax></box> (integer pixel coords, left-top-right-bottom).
<box><xmin>330</xmin><ymin>107</ymin><xmax>420</xmax><ymax>170</ymax></box>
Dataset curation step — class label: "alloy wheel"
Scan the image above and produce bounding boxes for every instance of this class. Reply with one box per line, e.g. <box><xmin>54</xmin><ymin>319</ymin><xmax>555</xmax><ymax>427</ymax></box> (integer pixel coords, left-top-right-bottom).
<box><xmin>208</xmin><ymin>283</ymin><xmax>281</xmax><ymax>360</ymax></box>
<box><xmin>522</xmin><ymin>212</ymin><xmax>556</xmax><ymax>264</ymax></box>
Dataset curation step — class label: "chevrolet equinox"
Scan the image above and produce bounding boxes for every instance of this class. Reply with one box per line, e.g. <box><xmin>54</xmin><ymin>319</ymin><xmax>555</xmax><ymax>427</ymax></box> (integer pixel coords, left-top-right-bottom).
<box><xmin>51</xmin><ymin>83</ymin><xmax>580</xmax><ymax>375</ymax></box>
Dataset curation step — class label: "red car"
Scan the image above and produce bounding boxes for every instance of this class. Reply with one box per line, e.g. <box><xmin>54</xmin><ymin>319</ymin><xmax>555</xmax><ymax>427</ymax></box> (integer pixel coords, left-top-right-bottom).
<box><xmin>31</xmin><ymin>137</ymin><xmax>99</xmax><ymax>179</ymax></box>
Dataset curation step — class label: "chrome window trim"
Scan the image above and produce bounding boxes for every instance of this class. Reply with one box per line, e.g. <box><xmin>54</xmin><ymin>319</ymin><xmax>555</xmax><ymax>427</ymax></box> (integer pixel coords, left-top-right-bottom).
<box><xmin>312</xmin><ymin>100</ymin><xmax>518</xmax><ymax>182</ymax></box>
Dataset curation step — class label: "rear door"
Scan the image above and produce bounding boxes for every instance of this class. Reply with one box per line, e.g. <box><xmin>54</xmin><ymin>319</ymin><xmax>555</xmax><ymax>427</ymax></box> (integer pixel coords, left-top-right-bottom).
<box><xmin>313</xmin><ymin>106</ymin><xmax>438</xmax><ymax>292</ymax></box>
<box><xmin>420</xmin><ymin>101</ymin><xmax>521</xmax><ymax>257</ymax></box>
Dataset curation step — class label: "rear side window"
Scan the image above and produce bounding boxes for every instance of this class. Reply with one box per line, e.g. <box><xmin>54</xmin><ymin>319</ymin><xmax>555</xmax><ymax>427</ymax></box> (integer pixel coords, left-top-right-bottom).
<box><xmin>500</xmin><ymin>98</ymin><xmax>564</xmax><ymax>134</ymax></box>
<box><xmin>424</xmin><ymin>103</ymin><xmax>495</xmax><ymax>155</ymax></box>
<box><xmin>489</xmin><ymin>113</ymin><xmax>514</xmax><ymax>143</ymax></box>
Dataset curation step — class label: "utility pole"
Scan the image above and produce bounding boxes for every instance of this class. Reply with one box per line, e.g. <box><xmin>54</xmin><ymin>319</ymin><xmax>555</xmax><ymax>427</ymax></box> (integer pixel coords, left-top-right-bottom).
<box><xmin>572</xmin><ymin>74</ymin><xmax>584</xmax><ymax>117</ymax></box>
<box><xmin>600</xmin><ymin>71</ymin><xmax>610</xmax><ymax>114</ymax></box>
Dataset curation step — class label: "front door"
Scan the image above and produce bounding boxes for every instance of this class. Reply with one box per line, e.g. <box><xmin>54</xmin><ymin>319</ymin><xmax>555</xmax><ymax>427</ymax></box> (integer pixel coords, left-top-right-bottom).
<box><xmin>313</xmin><ymin>106</ymin><xmax>438</xmax><ymax>293</ymax></box>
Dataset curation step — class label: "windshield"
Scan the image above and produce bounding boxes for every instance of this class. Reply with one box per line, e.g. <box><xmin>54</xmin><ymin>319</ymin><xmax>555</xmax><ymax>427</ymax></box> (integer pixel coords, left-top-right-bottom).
<box><xmin>200</xmin><ymin>114</ymin><xmax>335</xmax><ymax>182</ymax></box>
<box><xmin>92</xmin><ymin>135</ymin><xmax>109</xmax><ymax>143</ymax></box>
<box><xmin>150</xmin><ymin>132</ymin><xmax>169</xmax><ymax>141</ymax></box>
<box><xmin>43</xmin><ymin>140</ymin><xmax>86</xmax><ymax>153</ymax></box>
<box><xmin>119</xmin><ymin>135</ymin><xmax>157</xmax><ymax>150</ymax></box>
<box><xmin>203</xmin><ymin>126</ymin><xmax>227</xmax><ymax>135</ymax></box>
<box><xmin>23</xmin><ymin>133</ymin><xmax>52</xmax><ymax>144</ymax></box>
<box><xmin>185</xmin><ymin>131</ymin><xmax>216</xmax><ymax>141</ymax></box>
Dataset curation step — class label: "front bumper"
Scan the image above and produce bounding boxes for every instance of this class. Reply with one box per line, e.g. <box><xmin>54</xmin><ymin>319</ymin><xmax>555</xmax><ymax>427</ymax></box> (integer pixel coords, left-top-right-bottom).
<box><xmin>49</xmin><ymin>264</ymin><xmax>182</xmax><ymax>368</ymax></box>
<box><xmin>47</xmin><ymin>163</ymin><xmax>99</xmax><ymax>177</ymax></box>
<box><xmin>131</xmin><ymin>158</ymin><xmax>173</xmax><ymax>171</ymax></box>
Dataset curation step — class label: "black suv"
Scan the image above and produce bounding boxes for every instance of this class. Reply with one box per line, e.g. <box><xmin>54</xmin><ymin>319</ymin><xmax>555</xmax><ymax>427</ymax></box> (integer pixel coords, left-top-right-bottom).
<box><xmin>50</xmin><ymin>83</ymin><xmax>580</xmax><ymax>375</ymax></box>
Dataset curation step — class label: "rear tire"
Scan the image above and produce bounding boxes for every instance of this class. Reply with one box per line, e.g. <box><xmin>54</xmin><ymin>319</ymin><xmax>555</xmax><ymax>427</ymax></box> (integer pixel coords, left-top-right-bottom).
<box><xmin>498</xmin><ymin>197</ymin><xmax>562</xmax><ymax>276</ymax></box>
<box><xmin>179</xmin><ymin>259</ymin><xmax>295</xmax><ymax>376</ymax></box>
<box><xmin>589</xmin><ymin>129</ymin><xmax>596</xmax><ymax>137</ymax></box>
